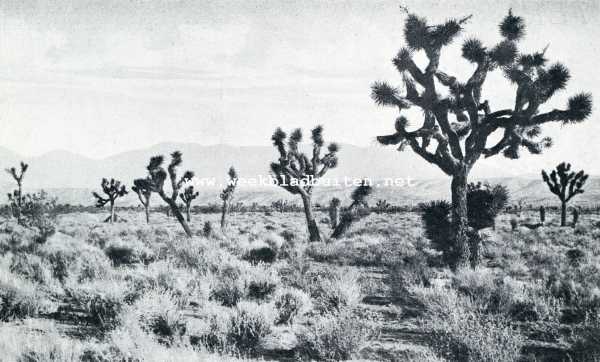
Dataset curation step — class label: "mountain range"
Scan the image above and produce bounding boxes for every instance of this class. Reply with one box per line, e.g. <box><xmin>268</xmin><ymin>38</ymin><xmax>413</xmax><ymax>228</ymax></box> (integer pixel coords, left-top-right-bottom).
<box><xmin>0</xmin><ymin>143</ymin><xmax>598</xmax><ymax>207</ymax></box>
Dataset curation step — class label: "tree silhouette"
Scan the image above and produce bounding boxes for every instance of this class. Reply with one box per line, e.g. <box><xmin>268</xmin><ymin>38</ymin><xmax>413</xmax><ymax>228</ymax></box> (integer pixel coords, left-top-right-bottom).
<box><xmin>180</xmin><ymin>185</ymin><xmax>199</xmax><ymax>223</ymax></box>
<box><xmin>542</xmin><ymin>162</ymin><xmax>588</xmax><ymax>226</ymax></box>
<box><xmin>144</xmin><ymin>151</ymin><xmax>194</xmax><ymax>237</ymax></box>
<box><xmin>270</xmin><ymin>126</ymin><xmax>339</xmax><ymax>242</ymax></box>
<box><xmin>372</xmin><ymin>9</ymin><xmax>592</xmax><ymax>268</ymax></box>
<box><xmin>132</xmin><ymin>178</ymin><xmax>152</xmax><ymax>223</ymax></box>
<box><xmin>219</xmin><ymin>166</ymin><xmax>238</xmax><ymax>230</ymax></box>
<box><xmin>5</xmin><ymin>161</ymin><xmax>28</xmax><ymax>224</ymax></box>
<box><xmin>92</xmin><ymin>178</ymin><xmax>127</xmax><ymax>223</ymax></box>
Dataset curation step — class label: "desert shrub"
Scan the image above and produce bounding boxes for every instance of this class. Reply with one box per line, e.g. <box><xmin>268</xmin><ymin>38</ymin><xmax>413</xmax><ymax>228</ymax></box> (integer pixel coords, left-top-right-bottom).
<box><xmin>566</xmin><ymin>248</ymin><xmax>586</xmax><ymax>267</ymax></box>
<box><xmin>127</xmin><ymin>289</ymin><xmax>187</xmax><ymax>344</ymax></box>
<box><xmin>19</xmin><ymin>191</ymin><xmax>58</xmax><ymax>244</ymax></box>
<box><xmin>67</xmin><ymin>278</ymin><xmax>129</xmax><ymax>329</ymax></box>
<box><xmin>308</xmin><ymin>268</ymin><xmax>362</xmax><ymax>313</ymax></box>
<box><xmin>226</xmin><ymin>301</ymin><xmax>272</xmax><ymax>353</ymax></box>
<box><xmin>296</xmin><ymin>311</ymin><xmax>372</xmax><ymax>361</ymax></box>
<box><xmin>273</xmin><ymin>287</ymin><xmax>313</xmax><ymax>325</ymax></box>
<box><xmin>466</xmin><ymin>182</ymin><xmax>509</xmax><ymax>230</ymax></box>
<box><xmin>243</xmin><ymin>246</ymin><xmax>277</xmax><ymax>264</ymax></box>
<box><xmin>38</xmin><ymin>236</ymin><xmax>111</xmax><ymax>283</ymax></box>
<box><xmin>105</xmin><ymin>240</ymin><xmax>155</xmax><ymax>267</ymax></box>
<box><xmin>510</xmin><ymin>217</ymin><xmax>518</xmax><ymax>231</ymax></box>
<box><xmin>412</xmin><ymin>285</ymin><xmax>525</xmax><ymax>362</ymax></box>
<box><xmin>9</xmin><ymin>254</ymin><xmax>53</xmax><ymax>285</ymax></box>
<box><xmin>246</xmin><ymin>266</ymin><xmax>279</xmax><ymax>300</ymax></box>
<box><xmin>570</xmin><ymin>322</ymin><xmax>600</xmax><ymax>361</ymax></box>
<box><xmin>210</xmin><ymin>266</ymin><xmax>245</xmax><ymax>307</ymax></box>
<box><xmin>0</xmin><ymin>272</ymin><xmax>50</xmax><ymax>321</ymax></box>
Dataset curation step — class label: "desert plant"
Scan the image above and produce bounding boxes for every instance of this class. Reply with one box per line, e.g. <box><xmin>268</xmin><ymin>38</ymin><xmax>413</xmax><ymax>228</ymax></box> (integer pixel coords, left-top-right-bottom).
<box><xmin>328</xmin><ymin>198</ymin><xmax>341</xmax><ymax>230</ymax></box>
<box><xmin>219</xmin><ymin>167</ymin><xmax>238</xmax><ymax>230</ymax></box>
<box><xmin>203</xmin><ymin>221</ymin><xmax>213</xmax><ymax>237</ymax></box>
<box><xmin>510</xmin><ymin>217</ymin><xmax>518</xmax><ymax>231</ymax></box>
<box><xmin>179</xmin><ymin>185</ymin><xmax>199</xmax><ymax>222</ymax></box>
<box><xmin>467</xmin><ymin>182</ymin><xmax>509</xmax><ymax>230</ymax></box>
<box><xmin>539</xmin><ymin>205</ymin><xmax>546</xmax><ymax>225</ymax></box>
<box><xmin>92</xmin><ymin>178</ymin><xmax>128</xmax><ymax>223</ymax></box>
<box><xmin>375</xmin><ymin>199</ymin><xmax>391</xmax><ymax>213</ymax></box>
<box><xmin>270</xmin><ymin>126</ymin><xmax>339</xmax><ymax>242</ymax></box>
<box><xmin>331</xmin><ymin>180</ymin><xmax>372</xmax><ymax>239</ymax></box>
<box><xmin>143</xmin><ymin>152</ymin><xmax>194</xmax><ymax>237</ymax></box>
<box><xmin>5</xmin><ymin>161</ymin><xmax>28</xmax><ymax>224</ymax></box>
<box><xmin>572</xmin><ymin>207</ymin><xmax>580</xmax><ymax>228</ymax></box>
<box><xmin>132</xmin><ymin>178</ymin><xmax>152</xmax><ymax>223</ymax></box>
<box><xmin>373</xmin><ymin>9</ymin><xmax>592</xmax><ymax>267</ymax></box>
<box><xmin>542</xmin><ymin>162</ymin><xmax>588</xmax><ymax>226</ymax></box>
<box><xmin>19</xmin><ymin>191</ymin><xmax>58</xmax><ymax>243</ymax></box>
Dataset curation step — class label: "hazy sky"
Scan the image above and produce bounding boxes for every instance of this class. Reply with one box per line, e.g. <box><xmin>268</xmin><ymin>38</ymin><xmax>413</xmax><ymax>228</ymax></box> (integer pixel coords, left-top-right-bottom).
<box><xmin>0</xmin><ymin>0</ymin><xmax>598</xmax><ymax>170</ymax></box>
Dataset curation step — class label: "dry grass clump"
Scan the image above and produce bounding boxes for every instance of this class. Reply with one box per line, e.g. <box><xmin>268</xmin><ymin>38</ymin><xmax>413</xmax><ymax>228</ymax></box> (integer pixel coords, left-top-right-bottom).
<box><xmin>0</xmin><ymin>270</ymin><xmax>54</xmax><ymax>321</ymax></box>
<box><xmin>411</xmin><ymin>284</ymin><xmax>525</xmax><ymax>362</ymax></box>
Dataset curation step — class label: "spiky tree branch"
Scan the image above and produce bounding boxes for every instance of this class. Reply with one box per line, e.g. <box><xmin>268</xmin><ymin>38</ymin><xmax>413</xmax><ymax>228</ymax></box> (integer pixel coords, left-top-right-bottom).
<box><xmin>5</xmin><ymin>161</ymin><xmax>28</xmax><ymax>223</ymax></box>
<box><xmin>542</xmin><ymin>162</ymin><xmax>588</xmax><ymax>226</ymax></box>
<box><xmin>270</xmin><ymin>125</ymin><xmax>339</xmax><ymax>241</ymax></box>
<box><xmin>92</xmin><ymin>178</ymin><xmax>127</xmax><ymax>223</ymax></box>
<box><xmin>132</xmin><ymin>178</ymin><xmax>152</xmax><ymax>223</ymax></box>
<box><xmin>144</xmin><ymin>152</ymin><xmax>194</xmax><ymax>237</ymax></box>
<box><xmin>219</xmin><ymin>166</ymin><xmax>238</xmax><ymax>230</ymax></box>
<box><xmin>180</xmin><ymin>185</ymin><xmax>199</xmax><ymax>222</ymax></box>
<box><xmin>373</xmin><ymin>8</ymin><xmax>592</xmax><ymax>268</ymax></box>
<box><xmin>331</xmin><ymin>180</ymin><xmax>373</xmax><ymax>239</ymax></box>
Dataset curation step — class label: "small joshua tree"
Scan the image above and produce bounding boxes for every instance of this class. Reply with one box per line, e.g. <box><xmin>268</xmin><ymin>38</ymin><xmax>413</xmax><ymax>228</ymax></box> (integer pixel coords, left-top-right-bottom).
<box><xmin>92</xmin><ymin>178</ymin><xmax>127</xmax><ymax>223</ymax></box>
<box><xmin>270</xmin><ymin>125</ymin><xmax>339</xmax><ymax>242</ymax></box>
<box><xmin>144</xmin><ymin>151</ymin><xmax>194</xmax><ymax>237</ymax></box>
<box><xmin>132</xmin><ymin>178</ymin><xmax>152</xmax><ymax>223</ymax></box>
<box><xmin>6</xmin><ymin>161</ymin><xmax>28</xmax><ymax>223</ymax></box>
<box><xmin>373</xmin><ymin>8</ymin><xmax>592</xmax><ymax>268</ymax></box>
<box><xmin>539</xmin><ymin>205</ymin><xmax>546</xmax><ymax>225</ymax></box>
<box><xmin>219</xmin><ymin>166</ymin><xmax>238</xmax><ymax>230</ymax></box>
<box><xmin>375</xmin><ymin>199</ymin><xmax>392</xmax><ymax>213</ymax></box>
<box><xmin>180</xmin><ymin>185</ymin><xmax>199</xmax><ymax>222</ymax></box>
<box><xmin>328</xmin><ymin>197</ymin><xmax>341</xmax><ymax>230</ymax></box>
<box><xmin>542</xmin><ymin>162</ymin><xmax>588</xmax><ymax>227</ymax></box>
<box><xmin>572</xmin><ymin>207</ymin><xmax>580</xmax><ymax>228</ymax></box>
<box><xmin>331</xmin><ymin>180</ymin><xmax>372</xmax><ymax>239</ymax></box>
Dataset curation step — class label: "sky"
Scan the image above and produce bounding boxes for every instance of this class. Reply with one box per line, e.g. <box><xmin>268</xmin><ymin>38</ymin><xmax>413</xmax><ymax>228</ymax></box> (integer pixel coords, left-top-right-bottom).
<box><xmin>0</xmin><ymin>0</ymin><xmax>599</xmax><ymax>173</ymax></box>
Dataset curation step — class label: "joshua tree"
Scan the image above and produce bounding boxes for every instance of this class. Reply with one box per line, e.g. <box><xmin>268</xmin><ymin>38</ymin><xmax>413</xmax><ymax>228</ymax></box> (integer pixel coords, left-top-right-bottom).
<box><xmin>219</xmin><ymin>166</ymin><xmax>238</xmax><ymax>230</ymax></box>
<box><xmin>6</xmin><ymin>161</ymin><xmax>28</xmax><ymax>223</ymax></box>
<box><xmin>572</xmin><ymin>207</ymin><xmax>580</xmax><ymax>228</ymax></box>
<box><xmin>144</xmin><ymin>151</ymin><xmax>195</xmax><ymax>237</ymax></box>
<box><xmin>328</xmin><ymin>197</ymin><xmax>341</xmax><ymax>230</ymax></box>
<box><xmin>92</xmin><ymin>178</ymin><xmax>128</xmax><ymax>223</ymax></box>
<box><xmin>372</xmin><ymin>9</ymin><xmax>592</xmax><ymax>267</ymax></box>
<box><xmin>539</xmin><ymin>205</ymin><xmax>546</xmax><ymax>225</ymax></box>
<box><xmin>542</xmin><ymin>162</ymin><xmax>588</xmax><ymax>227</ymax></box>
<box><xmin>331</xmin><ymin>180</ymin><xmax>372</xmax><ymax>239</ymax></box>
<box><xmin>270</xmin><ymin>125</ymin><xmax>339</xmax><ymax>242</ymax></box>
<box><xmin>180</xmin><ymin>185</ymin><xmax>199</xmax><ymax>222</ymax></box>
<box><xmin>375</xmin><ymin>199</ymin><xmax>392</xmax><ymax>213</ymax></box>
<box><xmin>132</xmin><ymin>178</ymin><xmax>152</xmax><ymax>223</ymax></box>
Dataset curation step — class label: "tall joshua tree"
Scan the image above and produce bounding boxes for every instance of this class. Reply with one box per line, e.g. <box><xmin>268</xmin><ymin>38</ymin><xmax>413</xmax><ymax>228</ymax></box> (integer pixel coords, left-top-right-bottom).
<box><xmin>180</xmin><ymin>185</ymin><xmax>199</xmax><ymax>223</ymax></box>
<box><xmin>6</xmin><ymin>161</ymin><xmax>28</xmax><ymax>223</ymax></box>
<box><xmin>270</xmin><ymin>126</ymin><xmax>339</xmax><ymax>242</ymax></box>
<box><xmin>219</xmin><ymin>166</ymin><xmax>238</xmax><ymax>230</ymax></box>
<box><xmin>144</xmin><ymin>151</ymin><xmax>194</xmax><ymax>237</ymax></box>
<box><xmin>92</xmin><ymin>178</ymin><xmax>127</xmax><ymax>223</ymax></box>
<box><xmin>372</xmin><ymin>9</ymin><xmax>592</xmax><ymax>267</ymax></box>
<box><xmin>542</xmin><ymin>162</ymin><xmax>588</xmax><ymax>227</ymax></box>
<box><xmin>132</xmin><ymin>178</ymin><xmax>152</xmax><ymax>223</ymax></box>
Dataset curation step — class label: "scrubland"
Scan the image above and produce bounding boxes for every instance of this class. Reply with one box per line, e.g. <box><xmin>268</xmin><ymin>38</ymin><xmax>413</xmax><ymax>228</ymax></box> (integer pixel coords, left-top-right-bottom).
<box><xmin>1</xmin><ymin>209</ymin><xmax>599</xmax><ymax>361</ymax></box>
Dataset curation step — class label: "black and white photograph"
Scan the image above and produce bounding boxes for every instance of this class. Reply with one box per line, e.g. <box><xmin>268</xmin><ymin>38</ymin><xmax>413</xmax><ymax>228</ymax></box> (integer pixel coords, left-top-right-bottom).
<box><xmin>0</xmin><ymin>0</ymin><xmax>599</xmax><ymax>361</ymax></box>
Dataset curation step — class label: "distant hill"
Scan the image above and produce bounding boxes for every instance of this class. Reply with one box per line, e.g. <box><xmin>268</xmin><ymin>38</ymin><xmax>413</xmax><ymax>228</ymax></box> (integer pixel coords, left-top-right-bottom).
<box><xmin>1</xmin><ymin>143</ymin><xmax>599</xmax><ymax>207</ymax></box>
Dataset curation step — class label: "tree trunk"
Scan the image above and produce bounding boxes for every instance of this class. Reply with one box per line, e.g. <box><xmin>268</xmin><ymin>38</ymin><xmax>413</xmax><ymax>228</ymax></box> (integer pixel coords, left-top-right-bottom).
<box><xmin>560</xmin><ymin>200</ymin><xmax>567</xmax><ymax>227</ymax></box>
<box><xmin>329</xmin><ymin>206</ymin><xmax>339</xmax><ymax>230</ymax></box>
<box><xmin>186</xmin><ymin>204</ymin><xmax>191</xmax><ymax>222</ymax></box>
<box><xmin>109</xmin><ymin>201</ymin><xmax>115</xmax><ymax>224</ymax></box>
<box><xmin>145</xmin><ymin>205</ymin><xmax>150</xmax><ymax>224</ymax></box>
<box><xmin>168</xmin><ymin>200</ymin><xmax>192</xmax><ymax>237</ymax></box>
<box><xmin>451</xmin><ymin>171</ymin><xmax>470</xmax><ymax>269</ymax></box>
<box><xmin>301</xmin><ymin>193</ymin><xmax>321</xmax><ymax>242</ymax></box>
<box><xmin>220</xmin><ymin>200</ymin><xmax>228</xmax><ymax>230</ymax></box>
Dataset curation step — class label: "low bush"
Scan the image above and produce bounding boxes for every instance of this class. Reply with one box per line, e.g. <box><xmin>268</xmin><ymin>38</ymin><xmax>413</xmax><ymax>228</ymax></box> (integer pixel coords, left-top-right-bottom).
<box><xmin>296</xmin><ymin>311</ymin><xmax>372</xmax><ymax>361</ymax></box>
<box><xmin>273</xmin><ymin>287</ymin><xmax>313</xmax><ymax>325</ymax></box>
